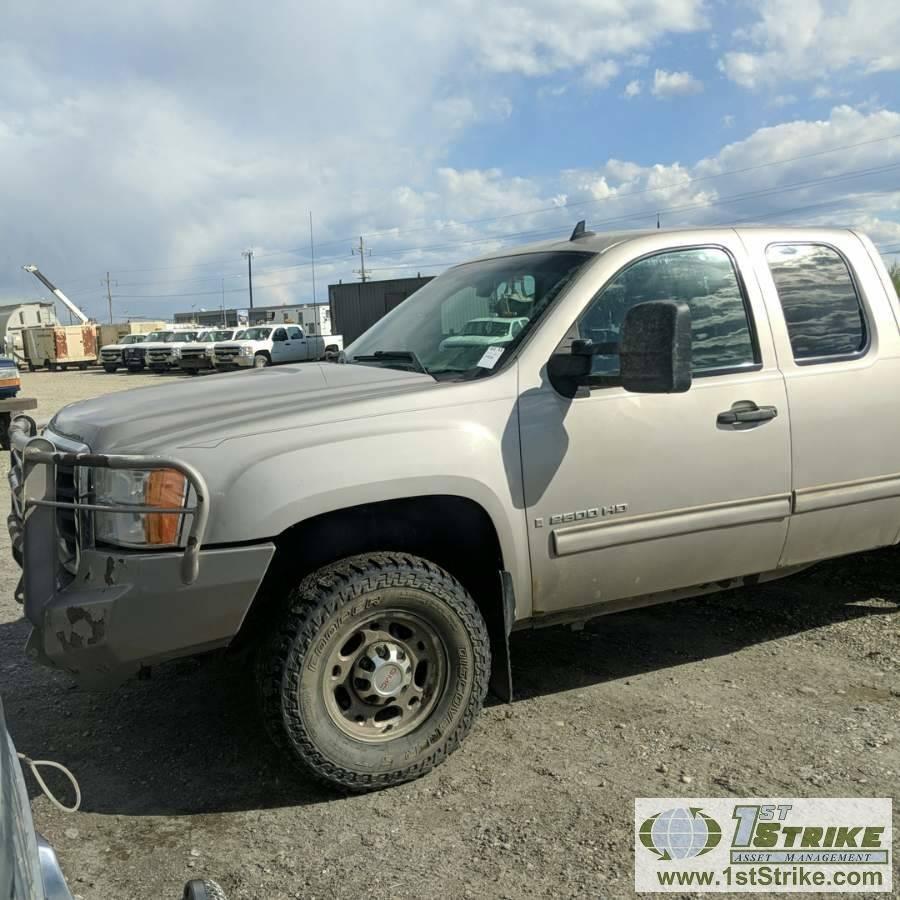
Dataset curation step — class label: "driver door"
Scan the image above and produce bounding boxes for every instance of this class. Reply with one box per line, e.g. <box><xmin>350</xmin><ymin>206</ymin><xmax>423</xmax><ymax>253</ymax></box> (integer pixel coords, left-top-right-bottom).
<box><xmin>287</xmin><ymin>326</ymin><xmax>308</xmax><ymax>361</ymax></box>
<box><xmin>519</xmin><ymin>241</ymin><xmax>792</xmax><ymax>615</ymax></box>
<box><xmin>270</xmin><ymin>327</ymin><xmax>289</xmax><ymax>363</ymax></box>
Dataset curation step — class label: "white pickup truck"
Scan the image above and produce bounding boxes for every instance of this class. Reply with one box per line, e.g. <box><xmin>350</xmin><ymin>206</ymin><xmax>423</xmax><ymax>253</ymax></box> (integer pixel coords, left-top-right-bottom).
<box><xmin>99</xmin><ymin>334</ymin><xmax>149</xmax><ymax>373</ymax></box>
<box><xmin>176</xmin><ymin>328</ymin><xmax>241</xmax><ymax>375</ymax></box>
<box><xmin>214</xmin><ymin>324</ymin><xmax>337</xmax><ymax>369</ymax></box>
<box><xmin>145</xmin><ymin>330</ymin><xmax>204</xmax><ymax>373</ymax></box>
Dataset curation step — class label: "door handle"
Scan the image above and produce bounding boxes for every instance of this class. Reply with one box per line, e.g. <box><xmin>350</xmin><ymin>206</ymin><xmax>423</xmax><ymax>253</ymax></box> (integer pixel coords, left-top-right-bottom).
<box><xmin>717</xmin><ymin>403</ymin><xmax>778</xmax><ymax>426</ymax></box>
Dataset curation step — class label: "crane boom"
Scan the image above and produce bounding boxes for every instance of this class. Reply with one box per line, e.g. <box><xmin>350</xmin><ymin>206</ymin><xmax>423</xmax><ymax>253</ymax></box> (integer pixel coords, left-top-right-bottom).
<box><xmin>22</xmin><ymin>265</ymin><xmax>91</xmax><ymax>325</ymax></box>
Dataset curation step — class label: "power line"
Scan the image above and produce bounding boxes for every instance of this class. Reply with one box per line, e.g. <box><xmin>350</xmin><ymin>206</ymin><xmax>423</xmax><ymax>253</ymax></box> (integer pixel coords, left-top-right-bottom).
<box><xmin>68</xmin><ymin>131</ymin><xmax>900</xmax><ymax>282</ymax></box>
<box><xmin>83</xmin><ymin>161</ymin><xmax>900</xmax><ymax>301</ymax></box>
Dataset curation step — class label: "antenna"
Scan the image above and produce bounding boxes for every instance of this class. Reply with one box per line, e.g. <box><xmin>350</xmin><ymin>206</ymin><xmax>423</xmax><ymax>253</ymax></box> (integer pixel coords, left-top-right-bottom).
<box><xmin>569</xmin><ymin>220</ymin><xmax>594</xmax><ymax>241</ymax></box>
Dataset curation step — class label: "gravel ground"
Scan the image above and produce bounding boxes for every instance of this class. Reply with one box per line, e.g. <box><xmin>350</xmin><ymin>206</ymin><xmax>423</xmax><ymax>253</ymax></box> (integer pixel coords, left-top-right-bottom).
<box><xmin>2</xmin><ymin>369</ymin><xmax>898</xmax><ymax>900</ymax></box>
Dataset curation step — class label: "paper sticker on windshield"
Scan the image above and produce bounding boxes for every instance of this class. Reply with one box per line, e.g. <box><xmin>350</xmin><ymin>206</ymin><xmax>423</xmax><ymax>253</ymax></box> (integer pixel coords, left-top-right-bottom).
<box><xmin>477</xmin><ymin>346</ymin><xmax>505</xmax><ymax>369</ymax></box>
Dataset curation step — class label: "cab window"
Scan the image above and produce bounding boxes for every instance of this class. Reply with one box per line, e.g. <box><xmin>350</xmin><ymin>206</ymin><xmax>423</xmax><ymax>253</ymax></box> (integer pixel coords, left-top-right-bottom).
<box><xmin>571</xmin><ymin>246</ymin><xmax>758</xmax><ymax>380</ymax></box>
<box><xmin>766</xmin><ymin>243</ymin><xmax>866</xmax><ymax>362</ymax></box>
<box><xmin>273</xmin><ymin>328</ymin><xmax>288</xmax><ymax>341</ymax></box>
<box><xmin>287</xmin><ymin>326</ymin><xmax>303</xmax><ymax>339</ymax></box>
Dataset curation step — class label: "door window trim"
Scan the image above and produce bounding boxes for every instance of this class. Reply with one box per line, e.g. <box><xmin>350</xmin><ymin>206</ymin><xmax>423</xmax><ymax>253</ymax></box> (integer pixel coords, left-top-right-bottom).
<box><xmin>569</xmin><ymin>243</ymin><xmax>763</xmax><ymax>392</ymax></box>
<box><xmin>765</xmin><ymin>241</ymin><xmax>870</xmax><ymax>367</ymax></box>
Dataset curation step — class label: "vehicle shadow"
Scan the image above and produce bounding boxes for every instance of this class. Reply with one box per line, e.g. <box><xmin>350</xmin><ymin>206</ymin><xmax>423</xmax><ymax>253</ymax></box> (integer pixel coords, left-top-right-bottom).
<box><xmin>2</xmin><ymin>548</ymin><xmax>897</xmax><ymax>817</ymax></box>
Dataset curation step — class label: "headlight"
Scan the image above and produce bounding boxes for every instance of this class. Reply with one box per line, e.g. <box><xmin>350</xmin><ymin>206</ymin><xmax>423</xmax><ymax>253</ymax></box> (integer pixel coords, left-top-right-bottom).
<box><xmin>93</xmin><ymin>468</ymin><xmax>189</xmax><ymax>547</ymax></box>
<box><xmin>240</xmin><ymin>345</ymin><xmax>253</xmax><ymax>356</ymax></box>
<box><xmin>205</xmin><ymin>346</ymin><xmax>215</xmax><ymax>358</ymax></box>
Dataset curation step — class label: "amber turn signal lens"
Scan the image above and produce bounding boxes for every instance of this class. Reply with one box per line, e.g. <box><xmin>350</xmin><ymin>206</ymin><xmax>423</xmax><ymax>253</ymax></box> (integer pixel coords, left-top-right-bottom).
<box><xmin>144</xmin><ymin>469</ymin><xmax>187</xmax><ymax>545</ymax></box>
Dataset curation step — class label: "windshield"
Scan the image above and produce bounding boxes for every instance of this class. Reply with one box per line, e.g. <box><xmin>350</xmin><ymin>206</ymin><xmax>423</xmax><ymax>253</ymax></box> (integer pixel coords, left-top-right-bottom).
<box><xmin>164</xmin><ymin>331</ymin><xmax>197</xmax><ymax>342</ymax></box>
<box><xmin>151</xmin><ymin>331</ymin><xmax>174</xmax><ymax>341</ymax></box>
<box><xmin>242</xmin><ymin>327</ymin><xmax>271</xmax><ymax>340</ymax></box>
<box><xmin>198</xmin><ymin>330</ymin><xmax>233</xmax><ymax>341</ymax></box>
<box><xmin>120</xmin><ymin>334</ymin><xmax>146</xmax><ymax>344</ymax></box>
<box><xmin>233</xmin><ymin>329</ymin><xmax>246</xmax><ymax>339</ymax></box>
<box><xmin>345</xmin><ymin>251</ymin><xmax>592</xmax><ymax>378</ymax></box>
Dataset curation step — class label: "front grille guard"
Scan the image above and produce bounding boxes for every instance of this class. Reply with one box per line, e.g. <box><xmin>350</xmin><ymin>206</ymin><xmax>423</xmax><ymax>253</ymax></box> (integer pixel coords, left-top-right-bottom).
<box><xmin>9</xmin><ymin>416</ymin><xmax>210</xmax><ymax>587</ymax></box>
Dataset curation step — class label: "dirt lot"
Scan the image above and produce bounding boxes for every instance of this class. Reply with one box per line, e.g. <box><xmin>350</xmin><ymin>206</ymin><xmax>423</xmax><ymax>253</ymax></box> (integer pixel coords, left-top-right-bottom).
<box><xmin>1</xmin><ymin>369</ymin><xmax>898</xmax><ymax>899</ymax></box>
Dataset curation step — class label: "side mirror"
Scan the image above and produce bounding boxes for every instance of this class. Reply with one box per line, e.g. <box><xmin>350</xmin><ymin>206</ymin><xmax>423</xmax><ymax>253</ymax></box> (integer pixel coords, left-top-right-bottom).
<box><xmin>619</xmin><ymin>301</ymin><xmax>692</xmax><ymax>393</ymax></box>
<box><xmin>547</xmin><ymin>339</ymin><xmax>595</xmax><ymax>398</ymax></box>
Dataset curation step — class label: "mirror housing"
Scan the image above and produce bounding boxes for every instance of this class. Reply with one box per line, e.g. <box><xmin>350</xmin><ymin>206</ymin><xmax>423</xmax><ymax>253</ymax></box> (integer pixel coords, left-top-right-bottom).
<box><xmin>619</xmin><ymin>301</ymin><xmax>692</xmax><ymax>393</ymax></box>
<box><xmin>547</xmin><ymin>339</ymin><xmax>595</xmax><ymax>398</ymax></box>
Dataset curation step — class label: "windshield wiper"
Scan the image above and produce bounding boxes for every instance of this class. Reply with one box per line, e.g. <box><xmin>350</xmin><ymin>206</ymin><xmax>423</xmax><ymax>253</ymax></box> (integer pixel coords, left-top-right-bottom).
<box><xmin>352</xmin><ymin>350</ymin><xmax>428</xmax><ymax>374</ymax></box>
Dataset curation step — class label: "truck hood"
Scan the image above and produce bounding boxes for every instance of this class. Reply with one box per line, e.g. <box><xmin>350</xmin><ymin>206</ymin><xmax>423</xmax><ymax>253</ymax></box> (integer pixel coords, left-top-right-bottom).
<box><xmin>49</xmin><ymin>363</ymin><xmax>440</xmax><ymax>453</ymax></box>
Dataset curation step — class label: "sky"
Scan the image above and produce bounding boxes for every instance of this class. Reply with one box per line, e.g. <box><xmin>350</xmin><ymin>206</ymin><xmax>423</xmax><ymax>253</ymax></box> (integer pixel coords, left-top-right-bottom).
<box><xmin>2</xmin><ymin>0</ymin><xmax>899</xmax><ymax>322</ymax></box>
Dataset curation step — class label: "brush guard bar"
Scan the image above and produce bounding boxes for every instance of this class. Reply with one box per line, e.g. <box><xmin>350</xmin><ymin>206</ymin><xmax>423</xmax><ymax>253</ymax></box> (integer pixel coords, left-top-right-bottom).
<box><xmin>8</xmin><ymin>415</ymin><xmax>210</xmax><ymax>589</ymax></box>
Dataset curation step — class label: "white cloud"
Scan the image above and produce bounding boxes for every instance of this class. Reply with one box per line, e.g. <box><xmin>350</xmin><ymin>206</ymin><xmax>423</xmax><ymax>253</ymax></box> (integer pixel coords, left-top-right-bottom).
<box><xmin>2</xmin><ymin>3</ymin><xmax>899</xmax><ymax>317</ymax></box>
<box><xmin>720</xmin><ymin>0</ymin><xmax>900</xmax><ymax>88</ymax></box>
<box><xmin>771</xmin><ymin>94</ymin><xmax>798</xmax><ymax>108</ymax></box>
<box><xmin>722</xmin><ymin>114</ymin><xmax>735</xmax><ymax>128</ymax></box>
<box><xmin>623</xmin><ymin>80</ymin><xmax>642</xmax><ymax>98</ymax></box>
<box><xmin>584</xmin><ymin>60</ymin><xmax>619</xmax><ymax>87</ymax></box>
<box><xmin>651</xmin><ymin>69</ymin><xmax>704</xmax><ymax>98</ymax></box>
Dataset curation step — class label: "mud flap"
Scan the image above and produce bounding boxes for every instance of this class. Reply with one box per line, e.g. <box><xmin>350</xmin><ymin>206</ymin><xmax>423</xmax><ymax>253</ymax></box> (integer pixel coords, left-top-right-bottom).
<box><xmin>487</xmin><ymin>570</ymin><xmax>515</xmax><ymax>703</ymax></box>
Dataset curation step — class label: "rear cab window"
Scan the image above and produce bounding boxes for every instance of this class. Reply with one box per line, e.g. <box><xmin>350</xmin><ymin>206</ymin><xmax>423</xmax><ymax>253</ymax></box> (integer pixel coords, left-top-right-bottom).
<box><xmin>765</xmin><ymin>243</ymin><xmax>867</xmax><ymax>363</ymax></box>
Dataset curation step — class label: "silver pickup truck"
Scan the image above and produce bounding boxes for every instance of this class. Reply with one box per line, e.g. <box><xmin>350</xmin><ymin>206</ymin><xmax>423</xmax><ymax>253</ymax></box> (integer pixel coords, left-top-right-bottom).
<box><xmin>8</xmin><ymin>226</ymin><xmax>899</xmax><ymax>791</ymax></box>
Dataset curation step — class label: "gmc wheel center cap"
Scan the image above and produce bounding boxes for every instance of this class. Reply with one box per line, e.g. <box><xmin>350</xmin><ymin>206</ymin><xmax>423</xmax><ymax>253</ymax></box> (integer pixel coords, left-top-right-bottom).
<box><xmin>374</xmin><ymin>663</ymin><xmax>403</xmax><ymax>696</ymax></box>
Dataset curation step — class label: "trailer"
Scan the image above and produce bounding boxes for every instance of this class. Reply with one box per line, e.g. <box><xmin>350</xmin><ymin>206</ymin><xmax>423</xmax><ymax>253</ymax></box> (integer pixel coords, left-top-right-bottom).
<box><xmin>22</xmin><ymin>325</ymin><xmax>98</xmax><ymax>371</ymax></box>
<box><xmin>97</xmin><ymin>321</ymin><xmax>167</xmax><ymax>348</ymax></box>
<box><xmin>20</xmin><ymin>265</ymin><xmax>98</xmax><ymax>371</ymax></box>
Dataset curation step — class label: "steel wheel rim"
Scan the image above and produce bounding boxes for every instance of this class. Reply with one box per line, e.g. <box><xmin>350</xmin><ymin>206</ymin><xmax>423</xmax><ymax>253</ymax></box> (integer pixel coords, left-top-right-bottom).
<box><xmin>320</xmin><ymin>608</ymin><xmax>449</xmax><ymax>743</ymax></box>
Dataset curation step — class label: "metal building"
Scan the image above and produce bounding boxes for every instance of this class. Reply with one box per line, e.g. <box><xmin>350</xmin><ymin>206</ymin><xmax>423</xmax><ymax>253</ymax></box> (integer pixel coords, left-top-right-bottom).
<box><xmin>174</xmin><ymin>303</ymin><xmax>333</xmax><ymax>334</ymax></box>
<box><xmin>328</xmin><ymin>276</ymin><xmax>433</xmax><ymax>345</ymax></box>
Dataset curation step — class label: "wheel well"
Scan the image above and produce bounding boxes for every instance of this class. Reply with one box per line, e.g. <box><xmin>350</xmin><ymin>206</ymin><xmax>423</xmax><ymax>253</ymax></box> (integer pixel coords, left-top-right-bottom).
<box><xmin>234</xmin><ymin>495</ymin><xmax>508</xmax><ymax>683</ymax></box>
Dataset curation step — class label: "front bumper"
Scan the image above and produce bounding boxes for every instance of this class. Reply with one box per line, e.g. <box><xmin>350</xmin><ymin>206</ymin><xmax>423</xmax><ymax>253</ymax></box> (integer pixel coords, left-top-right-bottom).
<box><xmin>23</xmin><ymin>544</ymin><xmax>274</xmax><ymax>686</ymax></box>
<box><xmin>214</xmin><ymin>355</ymin><xmax>253</xmax><ymax>368</ymax></box>
<box><xmin>8</xmin><ymin>417</ymin><xmax>275</xmax><ymax>686</ymax></box>
<box><xmin>178</xmin><ymin>356</ymin><xmax>215</xmax><ymax>371</ymax></box>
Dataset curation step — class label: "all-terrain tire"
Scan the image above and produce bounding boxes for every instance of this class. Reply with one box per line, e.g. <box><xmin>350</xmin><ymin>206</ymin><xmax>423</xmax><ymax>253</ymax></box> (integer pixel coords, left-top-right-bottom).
<box><xmin>182</xmin><ymin>879</ymin><xmax>227</xmax><ymax>900</ymax></box>
<box><xmin>256</xmin><ymin>552</ymin><xmax>491</xmax><ymax>791</ymax></box>
<box><xmin>253</xmin><ymin>353</ymin><xmax>270</xmax><ymax>368</ymax></box>
<box><xmin>103</xmin><ymin>364</ymin><xmax>118</xmax><ymax>373</ymax></box>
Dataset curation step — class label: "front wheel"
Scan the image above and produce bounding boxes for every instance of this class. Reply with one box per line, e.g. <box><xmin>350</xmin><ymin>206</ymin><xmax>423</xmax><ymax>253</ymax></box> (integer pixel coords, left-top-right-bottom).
<box><xmin>103</xmin><ymin>364</ymin><xmax>118</xmax><ymax>373</ymax></box>
<box><xmin>253</xmin><ymin>353</ymin><xmax>270</xmax><ymax>369</ymax></box>
<box><xmin>257</xmin><ymin>552</ymin><xmax>491</xmax><ymax>791</ymax></box>
<box><xmin>183</xmin><ymin>880</ymin><xmax>227</xmax><ymax>900</ymax></box>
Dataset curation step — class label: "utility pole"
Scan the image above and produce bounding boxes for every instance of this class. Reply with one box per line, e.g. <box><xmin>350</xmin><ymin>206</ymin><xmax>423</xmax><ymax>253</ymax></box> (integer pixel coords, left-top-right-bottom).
<box><xmin>352</xmin><ymin>236</ymin><xmax>371</xmax><ymax>282</ymax></box>
<box><xmin>309</xmin><ymin>211</ymin><xmax>317</xmax><ymax>303</ymax></box>
<box><xmin>102</xmin><ymin>271</ymin><xmax>117</xmax><ymax>323</ymax></box>
<box><xmin>242</xmin><ymin>249</ymin><xmax>254</xmax><ymax>309</ymax></box>
<box><xmin>221</xmin><ymin>278</ymin><xmax>226</xmax><ymax>326</ymax></box>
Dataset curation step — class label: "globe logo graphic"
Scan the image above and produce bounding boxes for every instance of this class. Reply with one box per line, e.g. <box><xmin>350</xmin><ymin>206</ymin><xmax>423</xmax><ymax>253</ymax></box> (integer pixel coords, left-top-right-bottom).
<box><xmin>639</xmin><ymin>808</ymin><xmax>722</xmax><ymax>860</ymax></box>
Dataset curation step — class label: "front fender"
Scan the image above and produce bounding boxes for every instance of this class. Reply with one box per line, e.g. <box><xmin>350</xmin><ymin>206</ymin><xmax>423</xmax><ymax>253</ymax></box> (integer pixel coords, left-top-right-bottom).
<box><xmin>198</xmin><ymin>396</ymin><xmax>533</xmax><ymax>620</ymax></box>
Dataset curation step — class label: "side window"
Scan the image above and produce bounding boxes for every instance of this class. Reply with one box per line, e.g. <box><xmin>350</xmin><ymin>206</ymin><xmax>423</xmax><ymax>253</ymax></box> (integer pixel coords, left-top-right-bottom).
<box><xmin>287</xmin><ymin>326</ymin><xmax>303</xmax><ymax>339</ymax></box>
<box><xmin>766</xmin><ymin>244</ymin><xmax>866</xmax><ymax>361</ymax></box>
<box><xmin>574</xmin><ymin>247</ymin><xmax>757</xmax><ymax>379</ymax></box>
<box><xmin>273</xmin><ymin>327</ymin><xmax>287</xmax><ymax>341</ymax></box>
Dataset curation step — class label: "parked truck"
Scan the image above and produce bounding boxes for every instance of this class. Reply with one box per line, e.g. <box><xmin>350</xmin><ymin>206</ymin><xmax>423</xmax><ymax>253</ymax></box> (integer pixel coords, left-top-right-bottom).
<box><xmin>213</xmin><ymin>324</ymin><xmax>335</xmax><ymax>369</ymax></box>
<box><xmin>176</xmin><ymin>328</ymin><xmax>241</xmax><ymax>375</ymax></box>
<box><xmin>9</xmin><ymin>226</ymin><xmax>900</xmax><ymax>791</ymax></box>
<box><xmin>99</xmin><ymin>333</ymin><xmax>151</xmax><ymax>373</ymax></box>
